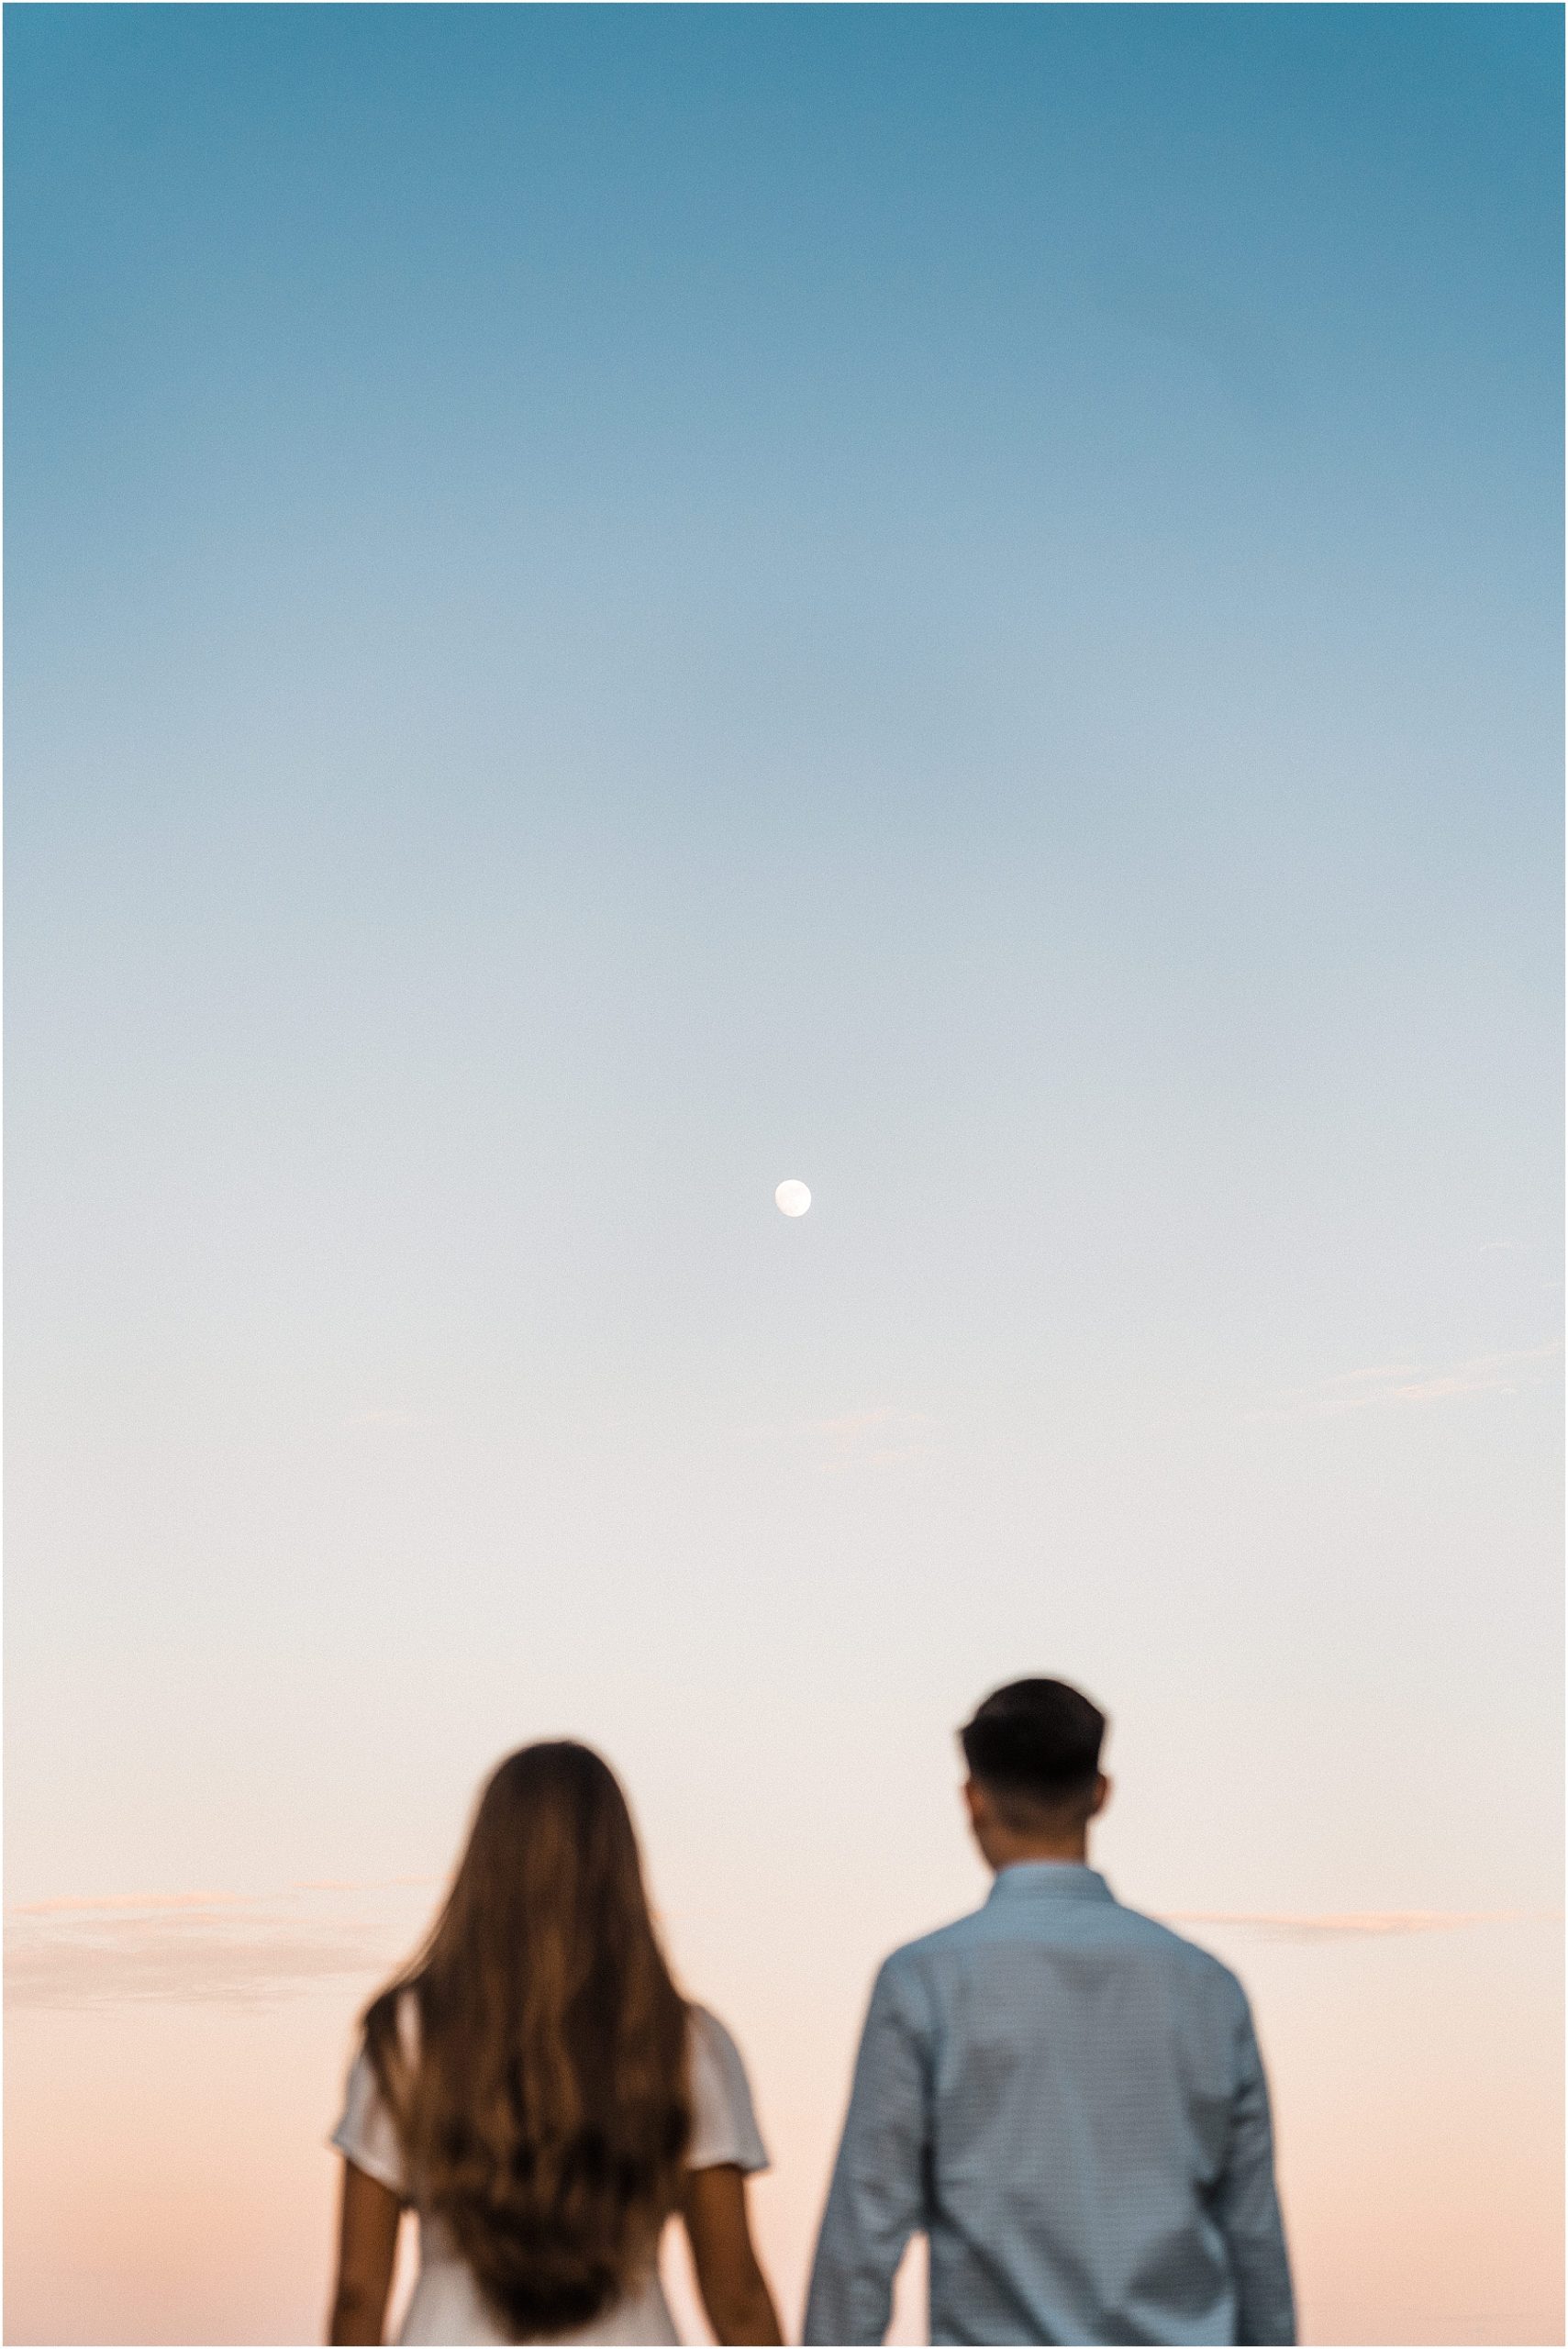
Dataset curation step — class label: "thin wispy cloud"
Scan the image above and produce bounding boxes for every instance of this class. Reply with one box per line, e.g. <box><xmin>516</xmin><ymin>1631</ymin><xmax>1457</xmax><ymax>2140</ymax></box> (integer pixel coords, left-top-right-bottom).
<box><xmin>1248</xmin><ymin>1342</ymin><xmax>1560</xmax><ymax>1424</ymax></box>
<box><xmin>1165</xmin><ymin>1909</ymin><xmax>1554</xmax><ymax>1944</ymax></box>
<box><xmin>813</xmin><ymin>1405</ymin><xmax>930</xmax><ymax>1469</ymax></box>
<box><xmin>6</xmin><ymin>1920</ymin><xmax>397</xmax><ymax>2009</ymax></box>
<box><xmin>814</xmin><ymin>1407</ymin><xmax>906</xmax><ymax>1440</ymax></box>
<box><xmin>11</xmin><ymin>1876</ymin><xmax>437</xmax><ymax>1919</ymax></box>
<box><xmin>6</xmin><ymin>1880</ymin><xmax>436</xmax><ymax>2010</ymax></box>
<box><xmin>291</xmin><ymin>1875</ymin><xmax>437</xmax><ymax>1896</ymax></box>
<box><xmin>743</xmin><ymin>1404</ymin><xmax>932</xmax><ymax>1473</ymax></box>
<box><xmin>11</xmin><ymin>1889</ymin><xmax>250</xmax><ymax>1918</ymax></box>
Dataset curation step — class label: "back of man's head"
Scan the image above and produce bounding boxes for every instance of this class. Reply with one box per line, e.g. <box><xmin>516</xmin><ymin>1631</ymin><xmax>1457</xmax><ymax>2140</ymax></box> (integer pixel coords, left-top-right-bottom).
<box><xmin>960</xmin><ymin>1677</ymin><xmax>1107</xmax><ymax>1831</ymax></box>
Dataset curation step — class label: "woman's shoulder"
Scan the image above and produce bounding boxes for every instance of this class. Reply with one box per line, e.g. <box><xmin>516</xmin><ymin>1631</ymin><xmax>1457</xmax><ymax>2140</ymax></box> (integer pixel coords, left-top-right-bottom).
<box><xmin>329</xmin><ymin>1986</ymin><xmax>422</xmax><ymax>2200</ymax></box>
<box><xmin>685</xmin><ymin>2001</ymin><xmax>744</xmax><ymax>2066</ymax></box>
<box><xmin>684</xmin><ymin>2004</ymin><xmax>769</xmax><ymax>2176</ymax></box>
<box><xmin>332</xmin><ymin>2037</ymin><xmax>408</xmax><ymax>2199</ymax></box>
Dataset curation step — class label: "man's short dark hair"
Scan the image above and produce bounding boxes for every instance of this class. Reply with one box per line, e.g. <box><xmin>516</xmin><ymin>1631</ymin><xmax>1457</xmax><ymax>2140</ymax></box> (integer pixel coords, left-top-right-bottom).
<box><xmin>960</xmin><ymin>1678</ymin><xmax>1106</xmax><ymax>1817</ymax></box>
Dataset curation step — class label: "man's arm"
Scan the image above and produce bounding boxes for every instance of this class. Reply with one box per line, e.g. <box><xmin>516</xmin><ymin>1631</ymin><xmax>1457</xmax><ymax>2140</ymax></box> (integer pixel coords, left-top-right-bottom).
<box><xmin>803</xmin><ymin>1958</ymin><xmax>931</xmax><ymax>2348</ymax></box>
<box><xmin>1214</xmin><ymin>2000</ymin><xmax>1296</xmax><ymax>2347</ymax></box>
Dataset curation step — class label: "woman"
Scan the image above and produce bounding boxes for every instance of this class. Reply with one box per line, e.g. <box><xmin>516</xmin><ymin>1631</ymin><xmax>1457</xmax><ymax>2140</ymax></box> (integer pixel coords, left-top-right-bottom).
<box><xmin>327</xmin><ymin>1742</ymin><xmax>782</xmax><ymax>2346</ymax></box>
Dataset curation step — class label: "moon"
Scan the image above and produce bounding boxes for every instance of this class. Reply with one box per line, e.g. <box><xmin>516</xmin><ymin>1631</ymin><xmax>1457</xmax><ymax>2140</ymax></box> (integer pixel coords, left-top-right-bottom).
<box><xmin>774</xmin><ymin>1179</ymin><xmax>812</xmax><ymax>1218</ymax></box>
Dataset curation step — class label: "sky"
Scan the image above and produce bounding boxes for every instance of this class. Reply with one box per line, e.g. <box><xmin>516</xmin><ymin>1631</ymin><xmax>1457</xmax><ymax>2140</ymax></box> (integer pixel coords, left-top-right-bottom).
<box><xmin>5</xmin><ymin>6</ymin><xmax>1562</xmax><ymax>2344</ymax></box>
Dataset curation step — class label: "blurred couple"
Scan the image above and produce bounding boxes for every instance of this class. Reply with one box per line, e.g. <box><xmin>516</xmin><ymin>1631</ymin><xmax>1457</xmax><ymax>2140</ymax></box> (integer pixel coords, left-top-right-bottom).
<box><xmin>327</xmin><ymin>1679</ymin><xmax>1295</xmax><ymax>2348</ymax></box>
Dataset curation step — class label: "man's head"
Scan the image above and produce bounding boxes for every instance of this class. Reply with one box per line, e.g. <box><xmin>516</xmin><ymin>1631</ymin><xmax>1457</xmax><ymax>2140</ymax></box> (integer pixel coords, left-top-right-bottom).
<box><xmin>959</xmin><ymin>1677</ymin><xmax>1110</xmax><ymax>1870</ymax></box>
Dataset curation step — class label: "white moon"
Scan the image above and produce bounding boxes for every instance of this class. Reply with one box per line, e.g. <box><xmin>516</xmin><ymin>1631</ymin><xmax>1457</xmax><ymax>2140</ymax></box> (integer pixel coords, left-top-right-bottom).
<box><xmin>774</xmin><ymin>1179</ymin><xmax>812</xmax><ymax>1218</ymax></box>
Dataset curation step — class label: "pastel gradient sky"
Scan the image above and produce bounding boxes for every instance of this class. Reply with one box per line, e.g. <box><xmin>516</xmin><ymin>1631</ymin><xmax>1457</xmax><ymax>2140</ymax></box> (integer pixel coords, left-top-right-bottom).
<box><xmin>6</xmin><ymin>7</ymin><xmax>1562</xmax><ymax>2345</ymax></box>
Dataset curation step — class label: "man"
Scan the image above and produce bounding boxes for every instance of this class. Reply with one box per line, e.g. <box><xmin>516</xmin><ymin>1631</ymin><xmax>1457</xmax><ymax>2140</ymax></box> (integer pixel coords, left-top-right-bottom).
<box><xmin>804</xmin><ymin>1679</ymin><xmax>1295</xmax><ymax>2347</ymax></box>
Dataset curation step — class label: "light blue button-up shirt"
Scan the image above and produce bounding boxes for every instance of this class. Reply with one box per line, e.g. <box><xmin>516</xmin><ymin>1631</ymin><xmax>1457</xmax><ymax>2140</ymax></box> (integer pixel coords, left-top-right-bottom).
<box><xmin>804</xmin><ymin>1864</ymin><xmax>1295</xmax><ymax>2347</ymax></box>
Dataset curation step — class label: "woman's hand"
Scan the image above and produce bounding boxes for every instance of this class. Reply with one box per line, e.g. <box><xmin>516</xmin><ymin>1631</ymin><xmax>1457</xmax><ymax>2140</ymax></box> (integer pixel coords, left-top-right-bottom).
<box><xmin>328</xmin><ymin>2159</ymin><xmax>401</xmax><ymax>2344</ymax></box>
<box><xmin>681</xmin><ymin>2165</ymin><xmax>784</xmax><ymax>2346</ymax></box>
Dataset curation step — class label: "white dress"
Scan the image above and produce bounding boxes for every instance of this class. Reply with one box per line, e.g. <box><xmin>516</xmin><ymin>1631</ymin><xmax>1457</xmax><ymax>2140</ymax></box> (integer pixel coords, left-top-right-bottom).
<box><xmin>331</xmin><ymin>2000</ymin><xmax>769</xmax><ymax>2345</ymax></box>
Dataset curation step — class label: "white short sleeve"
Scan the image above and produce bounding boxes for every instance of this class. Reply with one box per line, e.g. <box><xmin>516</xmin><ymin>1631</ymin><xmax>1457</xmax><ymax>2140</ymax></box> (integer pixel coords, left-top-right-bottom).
<box><xmin>686</xmin><ymin>2006</ymin><xmax>769</xmax><ymax>2175</ymax></box>
<box><xmin>330</xmin><ymin>2043</ymin><xmax>409</xmax><ymax>2200</ymax></box>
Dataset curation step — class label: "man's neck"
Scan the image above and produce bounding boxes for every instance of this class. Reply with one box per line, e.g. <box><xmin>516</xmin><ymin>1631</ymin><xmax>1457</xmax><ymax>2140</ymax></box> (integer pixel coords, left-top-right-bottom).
<box><xmin>986</xmin><ymin>1835</ymin><xmax>1090</xmax><ymax>1872</ymax></box>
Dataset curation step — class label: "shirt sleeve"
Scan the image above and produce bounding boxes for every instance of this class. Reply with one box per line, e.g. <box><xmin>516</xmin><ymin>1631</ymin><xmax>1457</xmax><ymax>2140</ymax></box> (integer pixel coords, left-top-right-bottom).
<box><xmin>330</xmin><ymin>2043</ymin><xmax>409</xmax><ymax>2201</ymax></box>
<box><xmin>1214</xmin><ymin>1995</ymin><xmax>1296</xmax><ymax>2346</ymax></box>
<box><xmin>686</xmin><ymin>2006</ymin><xmax>769</xmax><ymax>2174</ymax></box>
<box><xmin>803</xmin><ymin>1957</ymin><xmax>931</xmax><ymax>2347</ymax></box>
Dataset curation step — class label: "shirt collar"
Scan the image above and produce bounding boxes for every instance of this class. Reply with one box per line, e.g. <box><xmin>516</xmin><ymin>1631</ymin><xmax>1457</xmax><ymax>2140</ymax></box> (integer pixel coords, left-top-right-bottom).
<box><xmin>986</xmin><ymin>1862</ymin><xmax>1116</xmax><ymax>1906</ymax></box>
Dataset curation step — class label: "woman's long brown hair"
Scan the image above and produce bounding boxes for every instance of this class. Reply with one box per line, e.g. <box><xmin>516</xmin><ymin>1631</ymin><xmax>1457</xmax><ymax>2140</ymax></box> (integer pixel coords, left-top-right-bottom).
<box><xmin>362</xmin><ymin>1742</ymin><xmax>690</xmax><ymax>2343</ymax></box>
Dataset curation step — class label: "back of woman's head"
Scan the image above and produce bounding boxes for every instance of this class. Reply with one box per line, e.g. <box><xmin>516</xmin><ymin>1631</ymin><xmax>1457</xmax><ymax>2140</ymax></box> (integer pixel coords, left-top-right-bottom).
<box><xmin>364</xmin><ymin>1742</ymin><xmax>690</xmax><ymax>2342</ymax></box>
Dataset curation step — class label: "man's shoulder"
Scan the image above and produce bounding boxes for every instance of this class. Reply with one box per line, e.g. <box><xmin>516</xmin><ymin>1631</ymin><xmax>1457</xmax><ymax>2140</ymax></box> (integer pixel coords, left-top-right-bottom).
<box><xmin>880</xmin><ymin>1908</ymin><xmax>990</xmax><ymax>1972</ymax></box>
<box><xmin>1100</xmin><ymin>1902</ymin><xmax>1251</xmax><ymax>1997</ymax></box>
<box><xmin>866</xmin><ymin>1904</ymin><xmax>995</xmax><ymax>2005</ymax></box>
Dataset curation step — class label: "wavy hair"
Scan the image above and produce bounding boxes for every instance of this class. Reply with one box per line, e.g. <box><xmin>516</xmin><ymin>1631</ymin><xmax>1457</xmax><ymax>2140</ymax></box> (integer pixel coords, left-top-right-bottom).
<box><xmin>363</xmin><ymin>1742</ymin><xmax>691</xmax><ymax>2343</ymax></box>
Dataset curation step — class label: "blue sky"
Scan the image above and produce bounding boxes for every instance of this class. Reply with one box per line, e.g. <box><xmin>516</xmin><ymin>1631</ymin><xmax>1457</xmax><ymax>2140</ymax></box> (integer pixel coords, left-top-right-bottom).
<box><xmin>6</xmin><ymin>9</ymin><xmax>1562</xmax><ymax>2339</ymax></box>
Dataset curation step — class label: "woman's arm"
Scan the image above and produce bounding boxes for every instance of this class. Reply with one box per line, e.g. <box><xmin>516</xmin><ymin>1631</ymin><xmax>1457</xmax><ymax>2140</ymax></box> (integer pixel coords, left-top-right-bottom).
<box><xmin>681</xmin><ymin>2165</ymin><xmax>783</xmax><ymax>2346</ymax></box>
<box><xmin>328</xmin><ymin>2159</ymin><xmax>401</xmax><ymax>2345</ymax></box>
